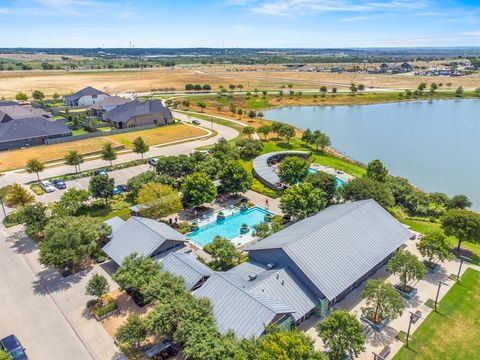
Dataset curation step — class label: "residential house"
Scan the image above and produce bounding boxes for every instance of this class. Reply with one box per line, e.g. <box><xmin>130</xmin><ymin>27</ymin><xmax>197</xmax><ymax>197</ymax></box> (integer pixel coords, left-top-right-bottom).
<box><xmin>160</xmin><ymin>252</ymin><xmax>213</xmax><ymax>290</ymax></box>
<box><xmin>0</xmin><ymin>104</ymin><xmax>50</xmax><ymax>123</ymax></box>
<box><xmin>104</xmin><ymin>100</ymin><xmax>173</xmax><ymax>129</ymax></box>
<box><xmin>63</xmin><ymin>86</ymin><xmax>110</xmax><ymax>107</ymax></box>
<box><xmin>88</xmin><ymin>96</ymin><xmax>131</xmax><ymax>119</ymax></box>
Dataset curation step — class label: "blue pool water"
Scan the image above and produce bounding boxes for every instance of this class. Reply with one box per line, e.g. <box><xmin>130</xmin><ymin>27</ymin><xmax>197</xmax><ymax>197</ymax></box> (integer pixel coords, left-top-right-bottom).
<box><xmin>308</xmin><ymin>168</ymin><xmax>345</xmax><ymax>187</ymax></box>
<box><xmin>187</xmin><ymin>206</ymin><xmax>274</xmax><ymax>247</ymax></box>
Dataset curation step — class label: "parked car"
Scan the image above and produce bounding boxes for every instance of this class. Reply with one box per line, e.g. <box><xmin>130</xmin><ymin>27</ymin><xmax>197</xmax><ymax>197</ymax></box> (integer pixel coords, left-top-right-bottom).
<box><xmin>117</xmin><ymin>184</ymin><xmax>128</xmax><ymax>192</ymax></box>
<box><xmin>148</xmin><ymin>158</ymin><xmax>159</xmax><ymax>167</ymax></box>
<box><xmin>40</xmin><ymin>180</ymin><xmax>55</xmax><ymax>193</ymax></box>
<box><xmin>94</xmin><ymin>168</ymin><xmax>107</xmax><ymax>176</ymax></box>
<box><xmin>0</xmin><ymin>335</ymin><xmax>28</xmax><ymax>360</ymax></box>
<box><xmin>191</xmin><ymin>119</ymin><xmax>201</xmax><ymax>125</ymax></box>
<box><xmin>112</xmin><ymin>186</ymin><xmax>122</xmax><ymax>195</ymax></box>
<box><xmin>52</xmin><ymin>179</ymin><xmax>66</xmax><ymax>189</ymax></box>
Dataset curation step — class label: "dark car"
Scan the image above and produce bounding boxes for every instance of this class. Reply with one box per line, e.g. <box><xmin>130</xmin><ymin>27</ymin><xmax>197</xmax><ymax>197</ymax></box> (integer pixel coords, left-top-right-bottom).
<box><xmin>52</xmin><ymin>179</ymin><xmax>67</xmax><ymax>189</ymax></box>
<box><xmin>117</xmin><ymin>184</ymin><xmax>128</xmax><ymax>192</ymax></box>
<box><xmin>191</xmin><ymin>119</ymin><xmax>201</xmax><ymax>126</ymax></box>
<box><xmin>94</xmin><ymin>168</ymin><xmax>108</xmax><ymax>176</ymax></box>
<box><xmin>0</xmin><ymin>335</ymin><xmax>28</xmax><ymax>360</ymax></box>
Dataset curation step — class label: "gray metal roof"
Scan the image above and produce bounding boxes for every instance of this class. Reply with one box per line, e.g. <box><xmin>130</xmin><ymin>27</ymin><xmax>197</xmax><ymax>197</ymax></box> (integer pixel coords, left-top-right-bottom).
<box><xmin>89</xmin><ymin>96</ymin><xmax>131</xmax><ymax>110</ymax></box>
<box><xmin>248</xmin><ymin>199</ymin><xmax>413</xmax><ymax>300</ymax></box>
<box><xmin>252</xmin><ymin>151</ymin><xmax>310</xmax><ymax>187</ymax></box>
<box><xmin>64</xmin><ymin>86</ymin><xmax>108</xmax><ymax>101</ymax></box>
<box><xmin>0</xmin><ymin>117</ymin><xmax>72</xmax><ymax>143</ymax></box>
<box><xmin>194</xmin><ymin>271</ymin><xmax>295</xmax><ymax>338</ymax></box>
<box><xmin>104</xmin><ymin>216</ymin><xmax>125</xmax><ymax>233</ymax></box>
<box><xmin>102</xmin><ymin>217</ymin><xmax>187</xmax><ymax>265</ymax></box>
<box><xmin>0</xmin><ymin>105</ymin><xmax>50</xmax><ymax>123</ymax></box>
<box><xmin>105</xmin><ymin>99</ymin><xmax>172</xmax><ymax>123</ymax></box>
<box><xmin>160</xmin><ymin>252</ymin><xmax>213</xmax><ymax>290</ymax></box>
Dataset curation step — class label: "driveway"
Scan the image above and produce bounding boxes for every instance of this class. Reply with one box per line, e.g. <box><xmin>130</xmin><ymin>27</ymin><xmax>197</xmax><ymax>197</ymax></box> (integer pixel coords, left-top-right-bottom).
<box><xmin>0</xmin><ymin>227</ymin><xmax>125</xmax><ymax>360</ymax></box>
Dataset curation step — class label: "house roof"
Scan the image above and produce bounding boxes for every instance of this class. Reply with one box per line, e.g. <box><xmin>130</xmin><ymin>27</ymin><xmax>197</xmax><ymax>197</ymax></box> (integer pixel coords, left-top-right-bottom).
<box><xmin>160</xmin><ymin>252</ymin><xmax>213</xmax><ymax>290</ymax></box>
<box><xmin>248</xmin><ymin>199</ymin><xmax>413</xmax><ymax>300</ymax></box>
<box><xmin>252</xmin><ymin>151</ymin><xmax>310</xmax><ymax>187</ymax></box>
<box><xmin>0</xmin><ymin>117</ymin><xmax>72</xmax><ymax>143</ymax></box>
<box><xmin>0</xmin><ymin>101</ymin><xmax>18</xmax><ymax>107</ymax></box>
<box><xmin>64</xmin><ymin>86</ymin><xmax>109</xmax><ymax>101</ymax></box>
<box><xmin>194</xmin><ymin>271</ymin><xmax>295</xmax><ymax>338</ymax></box>
<box><xmin>0</xmin><ymin>105</ymin><xmax>50</xmax><ymax>123</ymax></box>
<box><xmin>105</xmin><ymin>99</ymin><xmax>172</xmax><ymax>123</ymax></box>
<box><xmin>102</xmin><ymin>217</ymin><xmax>187</xmax><ymax>265</ymax></box>
<box><xmin>104</xmin><ymin>216</ymin><xmax>126</xmax><ymax>233</ymax></box>
<box><xmin>89</xmin><ymin>96</ymin><xmax>131</xmax><ymax>110</ymax></box>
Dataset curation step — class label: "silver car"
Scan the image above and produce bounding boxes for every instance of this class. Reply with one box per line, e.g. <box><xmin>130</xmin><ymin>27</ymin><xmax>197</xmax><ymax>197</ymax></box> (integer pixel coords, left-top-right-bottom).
<box><xmin>40</xmin><ymin>180</ymin><xmax>55</xmax><ymax>193</ymax></box>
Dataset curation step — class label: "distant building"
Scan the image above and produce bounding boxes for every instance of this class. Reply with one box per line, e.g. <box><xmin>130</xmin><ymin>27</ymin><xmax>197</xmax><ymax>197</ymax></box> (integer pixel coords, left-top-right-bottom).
<box><xmin>104</xmin><ymin>99</ymin><xmax>173</xmax><ymax>129</ymax></box>
<box><xmin>88</xmin><ymin>96</ymin><xmax>131</xmax><ymax>119</ymax></box>
<box><xmin>63</xmin><ymin>86</ymin><xmax>110</xmax><ymax>107</ymax></box>
<box><xmin>0</xmin><ymin>104</ymin><xmax>50</xmax><ymax>123</ymax></box>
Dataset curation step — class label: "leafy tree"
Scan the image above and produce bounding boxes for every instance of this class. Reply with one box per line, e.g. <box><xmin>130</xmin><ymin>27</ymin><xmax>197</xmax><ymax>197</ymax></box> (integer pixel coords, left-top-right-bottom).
<box><xmin>441</xmin><ymin>209</ymin><xmax>480</xmax><ymax>251</ymax></box>
<box><xmin>32</xmin><ymin>89</ymin><xmax>45</xmax><ymax>101</ymax></box>
<box><xmin>358</xmin><ymin>84</ymin><xmax>365</xmax><ymax>91</ymax></box>
<box><xmin>0</xmin><ymin>350</ymin><xmax>11</xmax><ymax>360</ymax></box>
<box><xmin>247</xmin><ymin>110</ymin><xmax>256</xmax><ymax>122</ymax></box>
<box><xmin>182</xmin><ymin>100</ymin><xmax>190</xmax><ymax>109</ymax></box>
<box><xmin>349</xmin><ymin>83</ymin><xmax>358</xmax><ymax>94</ymax></box>
<box><xmin>320</xmin><ymin>86</ymin><xmax>328</xmax><ymax>93</ymax></box>
<box><xmin>417</xmin><ymin>230</ymin><xmax>454</xmax><ymax>265</ymax></box>
<box><xmin>228</xmin><ymin>102</ymin><xmax>237</xmax><ymax>114</ymax></box>
<box><xmin>15</xmin><ymin>92</ymin><xmax>28</xmax><ymax>101</ymax></box>
<box><xmin>16</xmin><ymin>202</ymin><xmax>49</xmax><ymax>239</ymax></box>
<box><xmin>455</xmin><ymin>86</ymin><xmax>464</xmax><ymax>97</ymax></box>
<box><xmin>362</xmin><ymin>280</ymin><xmax>404</xmax><ymax>324</ymax></box>
<box><xmin>204</xmin><ymin>236</ymin><xmax>240</xmax><ymax>270</ymax></box>
<box><xmin>256</xmin><ymin>124</ymin><xmax>271</xmax><ymax>140</ymax></box>
<box><xmin>387</xmin><ymin>250</ymin><xmax>426</xmax><ymax>291</ymax></box>
<box><xmin>278</xmin><ymin>124</ymin><xmax>296</xmax><ymax>143</ymax></box>
<box><xmin>85</xmin><ymin>273</ymin><xmax>110</xmax><ymax>304</ymax></box>
<box><xmin>317</xmin><ymin>310</ymin><xmax>365</xmax><ymax>360</ymax></box>
<box><xmin>185</xmin><ymin>83</ymin><xmax>194</xmax><ymax>91</ymax></box>
<box><xmin>197</xmin><ymin>101</ymin><xmax>207</xmax><ymax>112</ymax></box>
<box><xmin>4</xmin><ymin>183</ymin><xmax>34</xmax><ymax>208</ymax></box>
<box><xmin>332</xmin><ymin>87</ymin><xmax>337</xmax><ymax>94</ymax></box>
<box><xmin>52</xmin><ymin>92</ymin><xmax>60</xmax><ymax>100</ymax></box>
<box><xmin>132</xmin><ymin>136</ymin><xmax>149</xmax><ymax>160</ymax></box>
<box><xmin>52</xmin><ymin>188</ymin><xmax>90</xmax><ymax>216</ymax></box>
<box><xmin>202</xmin><ymin>84</ymin><xmax>211</xmax><ymax>90</ymax></box>
<box><xmin>242</xmin><ymin>125</ymin><xmax>256</xmax><ymax>139</ymax></box>
<box><xmin>270</xmin><ymin>122</ymin><xmax>283</xmax><ymax>138</ymax></box>
<box><xmin>236</xmin><ymin>139</ymin><xmax>263</xmax><ymax>158</ymax></box>
<box><xmin>89</xmin><ymin>175</ymin><xmax>115</xmax><ymax>204</ymax></box>
<box><xmin>115</xmin><ymin>314</ymin><xmax>147</xmax><ymax>348</ymax></box>
<box><xmin>447</xmin><ymin>194</ymin><xmax>472</xmax><ymax>209</ymax></box>
<box><xmin>305</xmin><ymin>171</ymin><xmax>337</xmax><ymax>203</ymax></box>
<box><xmin>366</xmin><ymin>159</ymin><xmax>388</xmax><ymax>183</ymax></box>
<box><xmin>195</xmin><ymin>156</ymin><xmax>222</xmax><ymax>179</ymax></box>
<box><xmin>342</xmin><ymin>177</ymin><xmax>395</xmax><ymax>209</ymax></box>
<box><xmin>156</xmin><ymin>154</ymin><xmax>196</xmax><ymax>179</ymax></box>
<box><xmin>26</xmin><ymin>158</ymin><xmax>44</xmax><ymax>181</ymax></box>
<box><xmin>136</xmin><ymin>183</ymin><xmax>182</xmax><ymax>219</ymax></box>
<box><xmin>311</xmin><ymin>130</ymin><xmax>331</xmax><ymax>151</ymax></box>
<box><xmin>101</xmin><ymin>143</ymin><xmax>117</xmax><ymax>166</ymax></box>
<box><xmin>219</xmin><ymin>161</ymin><xmax>252</xmax><ymax>195</ymax></box>
<box><xmin>280</xmin><ymin>183</ymin><xmax>327</xmax><ymax>220</ymax></box>
<box><xmin>253</xmin><ymin>216</ymin><xmax>283</xmax><ymax>239</ymax></box>
<box><xmin>278</xmin><ymin>156</ymin><xmax>310</xmax><ymax>185</ymax></box>
<box><xmin>127</xmin><ymin>171</ymin><xmax>162</xmax><ymax>202</ymax></box>
<box><xmin>210</xmin><ymin>138</ymin><xmax>239</xmax><ymax>162</ymax></box>
<box><xmin>64</xmin><ymin>150</ymin><xmax>84</xmax><ymax>173</ymax></box>
<box><xmin>417</xmin><ymin>82</ymin><xmax>427</xmax><ymax>92</ymax></box>
<box><xmin>301</xmin><ymin>128</ymin><xmax>313</xmax><ymax>145</ymax></box>
<box><xmin>182</xmin><ymin>172</ymin><xmax>217</xmax><ymax>208</ymax></box>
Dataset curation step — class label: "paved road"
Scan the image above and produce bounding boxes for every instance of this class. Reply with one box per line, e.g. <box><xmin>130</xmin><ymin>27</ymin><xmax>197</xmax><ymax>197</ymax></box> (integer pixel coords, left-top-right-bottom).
<box><xmin>0</xmin><ymin>230</ymin><xmax>94</xmax><ymax>359</ymax></box>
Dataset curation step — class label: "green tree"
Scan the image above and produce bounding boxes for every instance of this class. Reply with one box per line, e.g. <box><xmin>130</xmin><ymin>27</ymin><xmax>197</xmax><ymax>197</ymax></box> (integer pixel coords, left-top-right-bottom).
<box><xmin>256</xmin><ymin>124</ymin><xmax>271</xmax><ymax>140</ymax></box>
<box><xmin>301</xmin><ymin>128</ymin><xmax>313</xmax><ymax>145</ymax></box>
<box><xmin>26</xmin><ymin>158</ymin><xmax>44</xmax><ymax>181</ymax></box>
<box><xmin>229</xmin><ymin>102</ymin><xmax>237</xmax><ymax>114</ymax></box>
<box><xmin>320</xmin><ymin>86</ymin><xmax>328</xmax><ymax>93</ymax></box>
<box><xmin>362</xmin><ymin>280</ymin><xmax>404</xmax><ymax>324</ymax></box>
<box><xmin>185</xmin><ymin>83</ymin><xmax>194</xmax><ymax>91</ymax></box>
<box><xmin>15</xmin><ymin>92</ymin><xmax>28</xmax><ymax>101</ymax></box>
<box><xmin>32</xmin><ymin>89</ymin><xmax>45</xmax><ymax>101</ymax></box>
<box><xmin>85</xmin><ymin>273</ymin><xmax>110</xmax><ymax>304</ymax></box>
<box><xmin>101</xmin><ymin>143</ymin><xmax>117</xmax><ymax>166</ymax></box>
<box><xmin>210</xmin><ymin>138</ymin><xmax>239</xmax><ymax>162</ymax></box>
<box><xmin>219</xmin><ymin>161</ymin><xmax>252</xmax><ymax>195</ymax></box>
<box><xmin>204</xmin><ymin>236</ymin><xmax>240</xmax><ymax>270</ymax></box>
<box><xmin>182</xmin><ymin>172</ymin><xmax>217</xmax><ymax>208</ymax></box>
<box><xmin>311</xmin><ymin>130</ymin><xmax>331</xmax><ymax>151</ymax></box>
<box><xmin>136</xmin><ymin>182</ymin><xmax>182</xmax><ymax>219</ymax></box>
<box><xmin>447</xmin><ymin>194</ymin><xmax>472</xmax><ymax>209</ymax></box>
<box><xmin>16</xmin><ymin>202</ymin><xmax>49</xmax><ymax>239</ymax></box>
<box><xmin>126</xmin><ymin>171</ymin><xmax>159</xmax><ymax>202</ymax></box>
<box><xmin>89</xmin><ymin>175</ymin><xmax>115</xmax><ymax>204</ymax></box>
<box><xmin>332</xmin><ymin>87</ymin><xmax>337</xmax><ymax>94</ymax></box>
<box><xmin>305</xmin><ymin>171</ymin><xmax>337</xmax><ymax>203</ymax></box>
<box><xmin>132</xmin><ymin>136</ymin><xmax>149</xmax><ymax>160</ymax></box>
<box><xmin>278</xmin><ymin>156</ymin><xmax>310</xmax><ymax>185</ymax></box>
<box><xmin>280</xmin><ymin>182</ymin><xmax>327</xmax><ymax>220</ymax></box>
<box><xmin>0</xmin><ymin>350</ymin><xmax>11</xmax><ymax>360</ymax></box>
<box><xmin>197</xmin><ymin>101</ymin><xmax>207</xmax><ymax>112</ymax></box>
<box><xmin>441</xmin><ymin>209</ymin><xmax>480</xmax><ymax>251</ymax></box>
<box><xmin>4</xmin><ymin>183</ymin><xmax>34</xmax><ymax>208</ymax></box>
<box><xmin>52</xmin><ymin>92</ymin><xmax>60</xmax><ymax>100</ymax></box>
<box><xmin>52</xmin><ymin>188</ymin><xmax>90</xmax><ymax>216</ymax></box>
<box><xmin>278</xmin><ymin>124</ymin><xmax>296</xmax><ymax>143</ymax></box>
<box><xmin>247</xmin><ymin>110</ymin><xmax>256</xmax><ymax>122</ymax></box>
<box><xmin>156</xmin><ymin>154</ymin><xmax>196</xmax><ymax>179</ymax></box>
<box><xmin>242</xmin><ymin>125</ymin><xmax>256</xmax><ymax>139</ymax></box>
<box><xmin>349</xmin><ymin>83</ymin><xmax>358</xmax><ymax>94</ymax></box>
<box><xmin>64</xmin><ymin>150</ymin><xmax>84</xmax><ymax>173</ymax></box>
<box><xmin>366</xmin><ymin>159</ymin><xmax>388</xmax><ymax>183</ymax></box>
<box><xmin>417</xmin><ymin>230</ymin><xmax>454</xmax><ymax>265</ymax></box>
<box><xmin>236</xmin><ymin>139</ymin><xmax>263</xmax><ymax>159</ymax></box>
<box><xmin>317</xmin><ymin>310</ymin><xmax>365</xmax><ymax>360</ymax></box>
<box><xmin>455</xmin><ymin>86</ymin><xmax>464</xmax><ymax>97</ymax></box>
<box><xmin>253</xmin><ymin>216</ymin><xmax>283</xmax><ymax>239</ymax></box>
<box><xmin>270</xmin><ymin>122</ymin><xmax>283</xmax><ymax>138</ymax></box>
<box><xmin>115</xmin><ymin>314</ymin><xmax>147</xmax><ymax>348</ymax></box>
<box><xmin>358</xmin><ymin>84</ymin><xmax>365</xmax><ymax>91</ymax></box>
<box><xmin>387</xmin><ymin>250</ymin><xmax>426</xmax><ymax>291</ymax></box>
<box><xmin>342</xmin><ymin>177</ymin><xmax>395</xmax><ymax>209</ymax></box>
<box><xmin>417</xmin><ymin>82</ymin><xmax>427</xmax><ymax>92</ymax></box>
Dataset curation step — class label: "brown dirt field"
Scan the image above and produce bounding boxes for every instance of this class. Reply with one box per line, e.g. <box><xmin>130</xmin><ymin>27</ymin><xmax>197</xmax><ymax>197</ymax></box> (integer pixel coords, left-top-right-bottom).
<box><xmin>1</xmin><ymin>65</ymin><xmax>478</xmax><ymax>99</ymax></box>
<box><xmin>0</xmin><ymin>123</ymin><xmax>208</xmax><ymax>171</ymax></box>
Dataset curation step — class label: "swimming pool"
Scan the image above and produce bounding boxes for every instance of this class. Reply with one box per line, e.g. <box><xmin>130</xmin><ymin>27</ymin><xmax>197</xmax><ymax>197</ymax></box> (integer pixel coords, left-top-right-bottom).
<box><xmin>187</xmin><ymin>206</ymin><xmax>274</xmax><ymax>247</ymax></box>
<box><xmin>308</xmin><ymin>168</ymin><xmax>346</xmax><ymax>187</ymax></box>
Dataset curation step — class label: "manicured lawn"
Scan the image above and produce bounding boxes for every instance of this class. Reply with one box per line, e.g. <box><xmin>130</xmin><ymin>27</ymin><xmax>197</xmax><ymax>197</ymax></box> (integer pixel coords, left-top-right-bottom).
<box><xmin>394</xmin><ymin>268</ymin><xmax>480</xmax><ymax>360</ymax></box>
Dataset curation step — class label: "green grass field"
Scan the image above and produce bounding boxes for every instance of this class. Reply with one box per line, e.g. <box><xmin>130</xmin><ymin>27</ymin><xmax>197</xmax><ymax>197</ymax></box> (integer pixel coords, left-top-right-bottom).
<box><xmin>394</xmin><ymin>268</ymin><xmax>480</xmax><ymax>360</ymax></box>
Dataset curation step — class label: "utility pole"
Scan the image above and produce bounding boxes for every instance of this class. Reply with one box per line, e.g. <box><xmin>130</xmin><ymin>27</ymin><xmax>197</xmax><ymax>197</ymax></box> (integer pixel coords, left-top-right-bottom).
<box><xmin>406</xmin><ymin>311</ymin><xmax>421</xmax><ymax>348</ymax></box>
<box><xmin>457</xmin><ymin>255</ymin><xmax>471</xmax><ymax>282</ymax></box>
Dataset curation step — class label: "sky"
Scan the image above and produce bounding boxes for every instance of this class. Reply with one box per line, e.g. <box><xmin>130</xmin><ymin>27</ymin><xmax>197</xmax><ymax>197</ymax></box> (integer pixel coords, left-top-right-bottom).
<box><xmin>0</xmin><ymin>0</ymin><xmax>479</xmax><ymax>48</ymax></box>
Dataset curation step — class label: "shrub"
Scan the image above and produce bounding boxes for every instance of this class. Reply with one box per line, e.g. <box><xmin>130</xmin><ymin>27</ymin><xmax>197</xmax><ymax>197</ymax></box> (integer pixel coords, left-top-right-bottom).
<box><xmin>94</xmin><ymin>301</ymin><xmax>118</xmax><ymax>317</ymax></box>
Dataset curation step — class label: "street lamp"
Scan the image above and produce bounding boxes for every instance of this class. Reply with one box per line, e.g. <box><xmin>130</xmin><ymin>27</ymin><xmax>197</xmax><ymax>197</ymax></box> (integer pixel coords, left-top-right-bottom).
<box><xmin>457</xmin><ymin>255</ymin><xmax>472</xmax><ymax>282</ymax></box>
<box><xmin>434</xmin><ymin>280</ymin><xmax>448</xmax><ymax>312</ymax></box>
<box><xmin>406</xmin><ymin>311</ymin><xmax>422</xmax><ymax>348</ymax></box>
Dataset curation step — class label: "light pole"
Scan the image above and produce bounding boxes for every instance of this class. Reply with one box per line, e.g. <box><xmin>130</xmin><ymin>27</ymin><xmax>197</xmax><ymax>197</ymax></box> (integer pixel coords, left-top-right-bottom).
<box><xmin>457</xmin><ymin>255</ymin><xmax>472</xmax><ymax>282</ymax></box>
<box><xmin>0</xmin><ymin>197</ymin><xmax>6</xmax><ymax>219</ymax></box>
<box><xmin>434</xmin><ymin>280</ymin><xmax>448</xmax><ymax>312</ymax></box>
<box><xmin>406</xmin><ymin>311</ymin><xmax>421</xmax><ymax>348</ymax></box>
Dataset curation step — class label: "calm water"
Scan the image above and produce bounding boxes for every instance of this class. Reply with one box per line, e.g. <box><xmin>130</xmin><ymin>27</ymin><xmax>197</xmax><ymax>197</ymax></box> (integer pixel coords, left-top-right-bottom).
<box><xmin>265</xmin><ymin>100</ymin><xmax>480</xmax><ymax>209</ymax></box>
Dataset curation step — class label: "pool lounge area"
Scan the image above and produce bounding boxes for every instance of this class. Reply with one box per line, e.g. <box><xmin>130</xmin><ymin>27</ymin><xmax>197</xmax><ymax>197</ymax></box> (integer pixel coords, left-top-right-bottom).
<box><xmin>308</xmin><ymin>167</ymin><xmax>346</xmax><ymax>187</ymax></box>
<box><xmin>187</xmin><ymin>206</ymin><xmax>275</xmax><ymax>248</ymax></box>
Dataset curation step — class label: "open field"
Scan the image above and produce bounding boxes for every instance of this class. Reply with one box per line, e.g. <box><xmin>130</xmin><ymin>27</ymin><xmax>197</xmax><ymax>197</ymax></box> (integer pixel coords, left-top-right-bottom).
<box><xmin>1</xmin><ymin>65</ymin><xmax>480</xmax><ymax>99</ymax></box>
<box><xmin>394</xmin><ymin>268</ymin><xmax>480</xmax><ymax>360</ymax></box>
<box><xmin>0</xmin><ymin>123</ymin><xmax>207</xmax><ymax>171</ymax></box>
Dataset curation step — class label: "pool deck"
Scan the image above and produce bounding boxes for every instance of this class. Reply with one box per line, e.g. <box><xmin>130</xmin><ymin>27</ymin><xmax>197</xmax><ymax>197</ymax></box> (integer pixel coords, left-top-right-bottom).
<box><xmin>310</xmin><ymin>163</ymin><xmax>355</xmax><ymax>182</ymax></box>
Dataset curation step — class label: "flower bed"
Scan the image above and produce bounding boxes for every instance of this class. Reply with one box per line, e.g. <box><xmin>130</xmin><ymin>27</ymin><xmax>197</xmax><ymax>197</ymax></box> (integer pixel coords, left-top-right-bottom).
<box><xmin>395</xmin><ymin>284</ymin><xmax>418</xmax><ymax>299</ymax></box>
<box><xmin>93</xmin><ymin>301</ymin><xmax>119</xmax><ymax>321</ymax></box>
<box><xmin>30</xmin><ymin>183</ymin><xmax>45</xmax><ymax>195</ymax></box>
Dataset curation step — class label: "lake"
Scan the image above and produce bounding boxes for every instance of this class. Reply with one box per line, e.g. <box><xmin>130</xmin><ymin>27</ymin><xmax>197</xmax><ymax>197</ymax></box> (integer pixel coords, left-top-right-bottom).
<box><xmin>264</xmin><ymin>99</ymin><xmax>480</xmax><ymax>210</ymax></box>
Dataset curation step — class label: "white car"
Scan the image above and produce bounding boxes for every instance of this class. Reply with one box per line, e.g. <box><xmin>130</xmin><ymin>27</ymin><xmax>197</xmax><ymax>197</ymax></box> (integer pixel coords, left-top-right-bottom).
<box><xmin>40</xmin><ymin>180</ymin><xmax>55</xmax><ymax>193</ymax></box>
